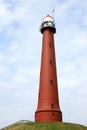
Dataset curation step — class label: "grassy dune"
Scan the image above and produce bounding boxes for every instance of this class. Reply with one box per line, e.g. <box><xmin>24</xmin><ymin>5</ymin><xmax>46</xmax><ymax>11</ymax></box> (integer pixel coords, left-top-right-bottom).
<box><xmin>4</xmin><ymin>122</ymin><xmax>87</xmax><ymax>130</ymax></box>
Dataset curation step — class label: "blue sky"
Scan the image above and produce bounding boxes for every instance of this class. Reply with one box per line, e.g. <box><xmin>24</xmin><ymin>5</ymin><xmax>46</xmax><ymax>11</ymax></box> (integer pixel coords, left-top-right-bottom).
<box><xmin>0</xmin><ymin>0</ymin><xmax>87</xmax><ymax>128</ymax></box>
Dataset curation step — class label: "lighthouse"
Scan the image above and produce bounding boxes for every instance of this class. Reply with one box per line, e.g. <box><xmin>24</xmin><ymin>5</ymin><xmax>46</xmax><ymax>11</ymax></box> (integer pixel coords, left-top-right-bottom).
<box><xmin>35</xmin><ymin>15</ymin><xmax>62</xmax><ymax>122</ymax></box>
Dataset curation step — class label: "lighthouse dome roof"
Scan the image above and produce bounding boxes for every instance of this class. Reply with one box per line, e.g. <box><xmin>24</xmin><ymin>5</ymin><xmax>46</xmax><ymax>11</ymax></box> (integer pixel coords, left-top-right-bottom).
<box><xmin>43</xmin><ymin>15</ymin><xmax>54</xmax><ymax>22</ymax></box>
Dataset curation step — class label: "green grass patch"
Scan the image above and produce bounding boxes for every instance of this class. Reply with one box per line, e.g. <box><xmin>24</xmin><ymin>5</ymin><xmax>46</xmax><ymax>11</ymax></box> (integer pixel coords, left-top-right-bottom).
<box><xmin>3</xmin><ymin>122</ymin><xmax>87</xmax><ymax>130</ymax></box>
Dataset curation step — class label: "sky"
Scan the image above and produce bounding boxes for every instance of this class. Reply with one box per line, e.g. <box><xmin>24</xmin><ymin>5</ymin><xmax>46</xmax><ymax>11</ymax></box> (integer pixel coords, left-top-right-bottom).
<box><xmin>0</xmin><ymin>0</ymin><xmax>87</xmax><ymax>128</ymax></box>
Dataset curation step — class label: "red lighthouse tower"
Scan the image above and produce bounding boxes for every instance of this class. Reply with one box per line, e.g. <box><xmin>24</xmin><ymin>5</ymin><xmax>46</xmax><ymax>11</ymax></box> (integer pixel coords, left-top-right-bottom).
<box><xmin>35</xmin><ymin>15</ymin><xmax>62</xmax><ymax>122</ymax></box>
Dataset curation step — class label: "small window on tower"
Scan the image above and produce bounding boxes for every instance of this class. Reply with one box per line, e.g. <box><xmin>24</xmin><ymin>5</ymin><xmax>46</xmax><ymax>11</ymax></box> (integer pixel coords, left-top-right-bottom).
<box><xmin>39</xmin><ymin>93</ymin><xmax>40</xmax><ymax>98</ymax></box>
<box><xmin>51</xmin><ymin>104</ymin><xmax>54</xmax><ymax>109</ymax></box>
<box><xmin>42</xmin><ymin>52</ymin><xmax>43</xmax><ymax>57</ymax></box>
<box><xmin>49</xmin><ymin>29</ymin><xmax>52</xmax><ymax>33</ymax></box>
<box><xmin>52</xmin><ymin>113</ymin><xmax>55</xmax><ymax>116</ymax></box>
<box><xmin>50</xmin><ymin>59</ymin><xmax>52</xmax><ymax>65</ymax></box>
<box><xmin>50</xmin><ymin>80</ymin><xmax>53</xmax><ymax>85</ymax></box>
<box><xmin>49</xmin><ymin>42</ymin><xmax>52</xmax><ymax>47</ymax></box>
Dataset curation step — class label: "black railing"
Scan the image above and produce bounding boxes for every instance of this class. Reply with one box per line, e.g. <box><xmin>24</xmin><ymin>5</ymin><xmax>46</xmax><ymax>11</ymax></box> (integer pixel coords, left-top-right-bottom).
<box><xmin>0</xmin><ymin>120</ymin><xmax>32</xmax><ymax>130</ymax></box>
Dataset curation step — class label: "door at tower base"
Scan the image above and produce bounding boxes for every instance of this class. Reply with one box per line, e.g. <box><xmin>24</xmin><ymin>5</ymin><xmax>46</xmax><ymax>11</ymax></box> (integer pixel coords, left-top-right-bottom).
<box><xmin>35</xmin><ymin>110</ymin><xmax>62</xmax><ymax>122</ymax></box>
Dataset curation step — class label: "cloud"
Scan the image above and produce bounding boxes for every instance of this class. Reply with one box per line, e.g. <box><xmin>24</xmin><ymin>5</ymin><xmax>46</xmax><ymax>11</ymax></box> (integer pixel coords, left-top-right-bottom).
<box><xmin>0</xmin><ymin>2</ymin><xmax>13</xmax><ymax>32</ymax></box>
<box><xmin>54</xmin><ymin>0</ymin><xmax>87</xmax><ymax>126</ymax></box>
<box><xmin>83</xmin><ymin>14</ymin><xmax>87</xmax><ymax>26</ymax></box>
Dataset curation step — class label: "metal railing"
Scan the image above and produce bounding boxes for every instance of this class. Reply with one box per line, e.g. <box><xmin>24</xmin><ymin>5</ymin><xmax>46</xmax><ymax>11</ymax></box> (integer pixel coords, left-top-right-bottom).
<box><xmin>0</xmin><ymin>120</ymin><xmax>32</xmax><ymax>130</ymax></box>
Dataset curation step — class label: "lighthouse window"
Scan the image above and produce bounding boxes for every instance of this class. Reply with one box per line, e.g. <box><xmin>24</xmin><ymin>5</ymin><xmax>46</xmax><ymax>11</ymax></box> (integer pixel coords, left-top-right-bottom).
<box><xmin>50</xmin><ymin>80</ymin><xmax>53</xmax><ymax>85</ymax></box>
<box><xmin>50</xmin><ymin>59</ymin><xmax>52</xmax><ymax>65</ymax></box>
<box><xmin>49</xmin><ymin>42</ymin><xmax>52</xmax><ymax>47</ymax></box>
<box><xmin>51</xmin><ymin>104</ymin><xmax>54</xmax><ymax>109</ymax></box>
<box><xmin>42</xmin><ymin>52</ymin><xmax>43</xmax><ymax>57</ymax></box>
<box><xmin>49</xmin><ymin>29</ymin><xmax>52</xmax><ymax>33</ymax></box>
<box><xmin>52</xmin><ymin>113</ymin><xmax>55</xmax><ymax>116</ymax></box>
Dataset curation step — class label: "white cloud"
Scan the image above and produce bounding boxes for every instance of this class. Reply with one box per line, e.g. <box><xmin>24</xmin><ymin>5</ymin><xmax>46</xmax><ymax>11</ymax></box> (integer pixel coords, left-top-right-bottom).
<box><xmin>83</xmin><ymin>14</ymin><xmax>87</xmax><ymax>26</ymax></box>
<box><xmin>0</xmin><ymin>2</ymin><xmax>13</xmax><ymax>32</ymax></box>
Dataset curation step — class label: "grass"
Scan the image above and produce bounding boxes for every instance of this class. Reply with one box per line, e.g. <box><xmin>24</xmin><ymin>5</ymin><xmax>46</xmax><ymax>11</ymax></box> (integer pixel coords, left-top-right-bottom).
<box><xmin>3</xmin><ymin>122</ymin><xmax>87</xmax><ymax>130</ymax></box>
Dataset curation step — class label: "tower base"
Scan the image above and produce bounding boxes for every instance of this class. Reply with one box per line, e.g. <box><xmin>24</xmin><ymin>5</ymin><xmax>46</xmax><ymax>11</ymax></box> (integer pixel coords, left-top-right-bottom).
<box><xmin>35</xmin><ymin>110</ymin><xmax>62</xmax><ymax>122</ymax></box>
